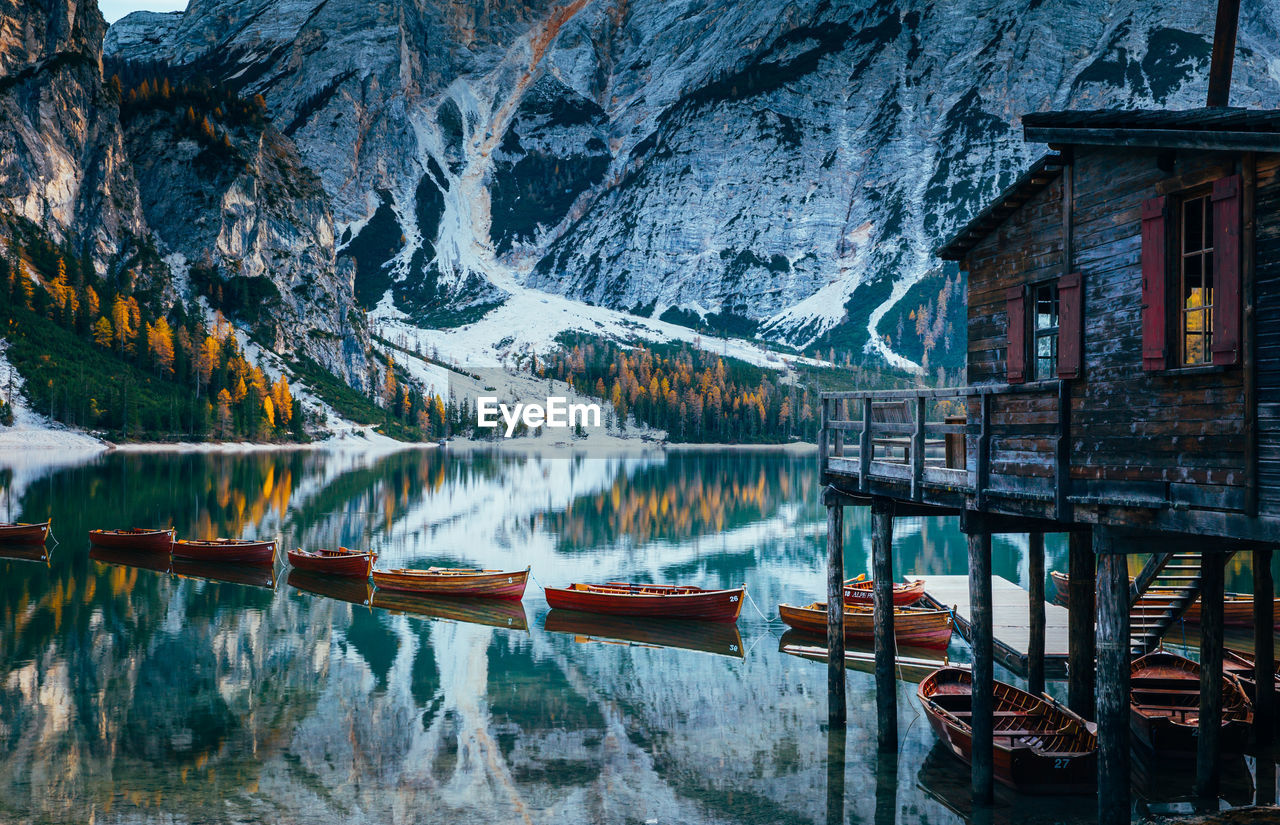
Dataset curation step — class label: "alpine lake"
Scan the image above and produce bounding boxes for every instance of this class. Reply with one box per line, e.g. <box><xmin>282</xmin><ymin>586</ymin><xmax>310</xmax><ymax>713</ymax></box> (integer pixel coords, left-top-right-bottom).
<box><xmin>0</xmin><ymin>447</ymin><xmax>1275</xmax><ymax>824</ymax></box>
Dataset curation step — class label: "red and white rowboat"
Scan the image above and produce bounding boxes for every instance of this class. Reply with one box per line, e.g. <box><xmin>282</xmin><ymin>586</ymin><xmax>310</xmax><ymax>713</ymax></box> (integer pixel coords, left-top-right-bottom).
<box><xmin>172</xmin><ymin>538</ymin><xmax>277</xmax><ymax>567</ymax></box>
<box><xmin>543</xmin><ymin>582</ymin><xmax>745</xmax><ymax>622</ymax></box>
<box><xmin>287</xmin><ymin>547</ymin><xmax>376</xmax><ymax>578</ymax></box>
<box><xmin>372</xmin><ymin>566</ymin><xmax>529</xmax><ymax>600</ymax></box>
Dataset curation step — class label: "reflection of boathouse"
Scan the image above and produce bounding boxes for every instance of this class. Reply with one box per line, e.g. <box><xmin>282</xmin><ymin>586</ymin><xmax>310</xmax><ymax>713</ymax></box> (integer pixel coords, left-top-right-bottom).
<box><xmin>817</xmin><ymin>5</ymin><xmax>1280</xmax><ymax>822</ymax></box>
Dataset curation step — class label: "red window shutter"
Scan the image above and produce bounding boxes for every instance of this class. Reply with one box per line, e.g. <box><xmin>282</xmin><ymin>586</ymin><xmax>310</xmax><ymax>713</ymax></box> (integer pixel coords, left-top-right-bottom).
<box><xmin>1141</xmin><ymin>196</ymin><xmax>1168</xmax><ymax>371</ymax></box>
<box><xmin>1057</xmin><ymin>271</ymin><xmax>1083</xmax><ymax>379</ymax></box>
<box><xmin>1006</xmin><ymin>285</ymin><xmax>1026</xmax><ymax>384</ymax></box>
<box><xmin>1211</xmin><ymin>174</ymin><xmax>1242</xmax><ymax>366</ymax></box>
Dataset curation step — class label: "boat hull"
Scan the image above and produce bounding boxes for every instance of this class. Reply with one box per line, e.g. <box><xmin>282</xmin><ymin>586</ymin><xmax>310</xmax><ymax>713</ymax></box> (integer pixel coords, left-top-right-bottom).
<box><xmin>1130</xmin><ymin>651</ymin><xmax>1253</xmax><ymax>755</ymax></box>
<box><xmin>778</xmin><ymin>602</ymin><xmax>954</xmax><ymax>649</ymax></box>
<box><xmin>287</xmin><ymin>549</ymin><xmax>375</xmax><ymax>578</ymax></box>
<box><xmin>544</xmin><ymin>583</ymin><xmax>744</xmax><ymax>622</ymax></box>
<box><xmin>89</xmin><ymin>529</ymin><xmax>174</xmax><ymax>552</ymax></box>
<box><xmin>545</xmin><ymin>609</ymin><xmax>745</xmax><ymax>657</ymax></box>
<box><xmin>372</xmin><ymin>567</ymin><xmax>529</xmax><ymax>600</ymax></box>
<box><xmin>843</xmin><ymin>578</ymin><xmax>925</xmax><ymax>607</ymax></box>
<box><xmin>0</xmin><ymin>521</ymin><xmax>49</xmax><ymax>544</ymax></box>
<box><xmin>919</xmin><ymin>667</ymin><xmax>1097</xmax><ymax>794</ymax></box>
<box><xmin>372</xmin><ymin>590</ymin><xmax>529</xmax><ymax>630</ymax></box>
<box><xmin>172</xmin><ymin>539</ymin><xmax>277</xmax><ymax>567</ymax></box>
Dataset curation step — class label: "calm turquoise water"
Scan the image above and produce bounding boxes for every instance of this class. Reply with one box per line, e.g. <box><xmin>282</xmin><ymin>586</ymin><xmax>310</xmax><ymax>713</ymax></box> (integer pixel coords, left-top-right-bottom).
<box><xmin>0</xmin><ymin>447</ymin><xmax>1270</xmax><ymax>824</ymax></box>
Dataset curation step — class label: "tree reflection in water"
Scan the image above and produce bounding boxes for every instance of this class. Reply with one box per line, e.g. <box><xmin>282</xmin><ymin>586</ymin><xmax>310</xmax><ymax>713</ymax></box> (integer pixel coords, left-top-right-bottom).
<box><xmin>0</xmin><ymin>448</ymin><xmax>1249</xmax><ymax>823</ymax></box>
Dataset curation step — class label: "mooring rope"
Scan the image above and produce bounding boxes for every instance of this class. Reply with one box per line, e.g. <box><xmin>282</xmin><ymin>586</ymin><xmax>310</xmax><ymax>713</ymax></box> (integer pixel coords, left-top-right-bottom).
<box><xmin>743</xmin><ymin>587</ymin><xmax>781</xmax><ymax>623</ymax></box>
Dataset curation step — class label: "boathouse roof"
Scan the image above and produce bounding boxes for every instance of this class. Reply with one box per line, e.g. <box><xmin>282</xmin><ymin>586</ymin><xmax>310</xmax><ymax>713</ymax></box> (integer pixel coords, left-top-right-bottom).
<box><xmin>936</xmin><ymin>106</ymin><xmax>1280</xmax><ymax>261</ymax></box>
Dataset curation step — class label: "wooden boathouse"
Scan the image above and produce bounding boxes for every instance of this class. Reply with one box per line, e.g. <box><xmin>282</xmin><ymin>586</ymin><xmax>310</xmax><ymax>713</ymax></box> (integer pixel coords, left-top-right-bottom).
<box><xmin>817</xmin><ymin>6</ymin><xmax>1280</xmax><ymax>823</ymax></box>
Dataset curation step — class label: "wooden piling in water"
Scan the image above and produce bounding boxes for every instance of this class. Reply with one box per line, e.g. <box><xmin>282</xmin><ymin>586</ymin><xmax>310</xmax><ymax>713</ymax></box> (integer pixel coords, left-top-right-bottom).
<box><xmin>967</xmin><ymin>528</ymin><xmax>994</xmax><ymax>804</ymax></box>
<box><xmin>1067</xmin><ymin>529</ymin><xmax>1095</xmax><ymax>718</ymax></box>
<box><xmin>825</xmin><ymin>493</ymin><xmax>846</xmax><ymax>727</ymax></box>
<box><xmin>1027</xmin><ymin>531</ymin><xmax>1046</xmax><ymax>696</ymax></box>
<box><xmin>1255</xmin><ymin>547</ymin><xmax>1275</xmax><ymax>745</ymax></box>
<box><xmin>1095</xmin><ymin>529</ymin><xmax>1130</xmax><ymax>825</ymax></box>
<box><xmin>826</xmin><ymin>723</ymin><xmax>846</xmax><ymax>825</ymax></box>
<box><xmin>871</xmin><ymin>497</ymin><xmax>897</xmax><ymax>752</ymax></box>
<box><xmin>1197</xmin><ymin>553</ymin><xmax>1225</xmax><ymax>798</ymax></box>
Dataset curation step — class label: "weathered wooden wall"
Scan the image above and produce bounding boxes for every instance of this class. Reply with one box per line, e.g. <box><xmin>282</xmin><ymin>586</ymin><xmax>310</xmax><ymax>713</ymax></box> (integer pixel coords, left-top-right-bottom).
<box><xmin>1256</xmin><ymin>155</ymin><xmax>1280</xmax><ymax>515</ymax></box>
<box><xmin>964</xmin><ymin>147</ymin><xmax>1262</xmax><ymax>512</ymax></box>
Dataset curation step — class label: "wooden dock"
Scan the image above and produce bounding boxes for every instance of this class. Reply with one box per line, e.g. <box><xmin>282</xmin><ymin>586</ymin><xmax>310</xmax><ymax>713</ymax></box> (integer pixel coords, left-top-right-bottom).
<box><xmin>920</xmin><ymin>574</ymin><xmax>1070</xmax><ymax>678</ymax></box>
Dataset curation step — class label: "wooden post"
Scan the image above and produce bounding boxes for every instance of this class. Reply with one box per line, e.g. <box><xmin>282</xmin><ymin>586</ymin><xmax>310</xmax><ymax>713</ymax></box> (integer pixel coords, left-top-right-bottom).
<box><xmin>976</xmin><ymin>394</ymin><xmax>991</xmax><ymax>510</ymax></box>
<box><xmin>1028</xmin><ymin>532</ymin><xmax>1046</xmax><ymax>696</ymax></box>
<box><xmin>826</xmin><ymin>722</ymin><xmax>846</xmax><ymax>825</ymax></box>
<box><xmin>911</xmin><ymin>396</ymin><xmax>925</xmax><ymax>501</ymax></box>
<box><xmin>1257</xmin><ymin>757</ymin><xmax>1277</xmax><ymax>806</ymax></box>
<box><xmin>859</xmin><ymin>397</ymin><xmax>873</xmax><ymax>489</ymax></box>
<box><xmin>1256</xmin><ymin>547</ymin><xmax>1275</xmax><ymax>744</ymax></box>
<box><xmin>825</xmin><ymin>492</ymin><xmax>846</xmax><ymax>727</ymax></box>
<box><xmin>872</xmin><ymin>497</ymin><xmax>897</xmax><ymax>752</ymax></box>
<box><xmin>874</xmin><ymin>751</ymin><xmax>898</xmax><ymax>825</ymax></box>
<box><xmin>1095</xmin><ymin>529</ymin><xmax>1130</xmax><ymax>825</ymax></box>
<box><xmin>1197</xmin><ymin>552</ymin><xmax>1225</xmax><ymax>798</ymax></box>
<box><xmin>1067</xmin><ymin>529</ymin><xmax>1096</xmax><ymax>717</ymax></box>
<box><xmin>968</xmin><ymin>528</ymin><xmax>994</xmax><ymax>804</ymax></box>
<box><xmin>832</xmin><ymin>398</ymin><xmax>844</xmax><ymax>457</ymax></box>
<box><xmin>819</xmin><ymin>397</ymin><xmax>829</xmax><ymax>479</ymax></box>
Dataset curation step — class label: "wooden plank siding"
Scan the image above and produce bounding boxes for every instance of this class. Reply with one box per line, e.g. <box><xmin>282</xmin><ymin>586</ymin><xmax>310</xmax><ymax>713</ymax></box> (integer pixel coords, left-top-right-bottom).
<box><xmin>961</xmin><ymin>147</ymin><xmax>1254</xmax><ymax>511</ymax></box>
<box><xmin>1254</xmin><ymin>154</ymin><xmax>1280</xmax><ymax>515</ymax></box>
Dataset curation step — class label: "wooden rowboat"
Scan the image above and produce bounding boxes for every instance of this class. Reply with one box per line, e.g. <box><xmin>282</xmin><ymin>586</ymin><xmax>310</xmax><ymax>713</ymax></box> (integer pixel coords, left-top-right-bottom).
<box><xmin>778</xmin><ymin>601</ymin><xmax>954</xmax><ymax>650</ymax></box>
<box><xmin>171</xmin><ymin>558</ymin><xmax>277</xmax><ymax>590</ymax></box>
<box><xmin>287</xmin><ymin>547</ymin><xmax>376</xmax><ymax>578</ymax></box>
<box><xmin>543</xmin><ymin>582</ymin><xmax>745</xmax><ymax>622</ymax></box>
<box><xmin>919</xmin><ymin>667</ymin><xmax>1096</xmax><ymax>794</ymax></box>
<box><xmin>372</xmin><ymin>566</ymin><xmax>529</xmax><ymax>600</ymax></box>
<box><xmin>89</xmin><ymin>527</ymin><xmax>174</xmax><ymax>552</ymax></box>
<box><xmin>843</xmin><ymin>575</ymin><xmax>925</xmax><ymax>606</ymax></box>
<box><xmin>171</xmin><ymin>537</ymin><xmax>277</xmax><ymax>567</ymax></box>
<box><xmin>0</xmin><ymin>520</ymin><xmax>50</xmax><ymax>544</ymax></box>
<box><xmin>1051</xmin><ymin>571</ymin><xmax>1278</xmax><ymax>627</ymax></box>
<box><xmin>372</xmin><ymin>590</ymin><xmax>529</xmax><ymax>631</ymax></box>
<box><xmin>544</xmin><ymin>609</ymin><xmax>745</xmax><ymax>658</ymax></box>
<box><xmin>779</xmin><ymin>630</ymin><xmax>950</xmax><ymax>682</ymax></box>
<box><xmin>89</xmin><ymin>544</ymin><xmax>171</xmax><ymax>573</ymax></box>
<box><xmin>1222</xmin><ymin>648</ymin><xmax>1280</xmax><ymax>705</ymax></box>
<box><xmin>0</xmin><ymin>542</ymin><xmax>51</xmax><ymax>563</ymax></box>
<box><xmin>1130</xmin><ymin>651</ymin><xmax>1253</xmax><ymax>755</ymax></box>
<box><xmin>287</xmin><ymin>569</ymin><xmax>372</xmax><ymax>606</ymax></box>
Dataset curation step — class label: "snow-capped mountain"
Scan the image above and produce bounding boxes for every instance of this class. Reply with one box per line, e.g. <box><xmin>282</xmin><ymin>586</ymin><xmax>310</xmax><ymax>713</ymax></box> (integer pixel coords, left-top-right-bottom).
<box><xmin>103</xmin><ymin>0</ymin><xmax>1280</xmax><ymax>371</ymax></box>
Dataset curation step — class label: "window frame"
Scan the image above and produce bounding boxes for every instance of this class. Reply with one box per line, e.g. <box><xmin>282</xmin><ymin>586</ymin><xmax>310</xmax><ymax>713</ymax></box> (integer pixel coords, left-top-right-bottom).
<box><xmin>1173</xmin><ymin>187</ymin><xmax>1215</xmax><ymax>368</ymax></box>
<box><xmin>1028</xmin><ymin>280</ymin><xmax>1060</xmax><ymax>381</ymax></box>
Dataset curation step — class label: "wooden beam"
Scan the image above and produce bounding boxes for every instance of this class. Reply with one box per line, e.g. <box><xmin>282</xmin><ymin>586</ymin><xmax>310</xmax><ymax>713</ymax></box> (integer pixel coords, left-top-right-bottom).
<box><xmin>1197</xmin><ymin>553</ymin><xmax>1225</xmax><ymax>798</ymax></box>
<box><xmin>859</xmin><ymin>398</ymin><xmax>872</xmax><ymax>491</ymax></box>
<box><xmin>1028</xmin><ymin>532</ymin><xmax>1046</xmax><ymax>696</ymax></box>
<box><xmin>819</xmin><ymin>397</ymin><xmax>829</xmax><ymax>481</ymax></box>
<box><xmin>1206</xmin><ymin>0</ymin><xmax>1241</xmax><ymax>107</ymax></box>
<box><xmin>827</xmin><ymin>501</ymin><xmax>846</xmax><ymax>728</ymax></box>
<box><xmin>976</xmin><ymin>394</ymin><xmax>991</xmax><ymax>510</ymax></box>
<box><xmin>961</xmin><ymin>509</ymin><xmax>1083</xmax><ymax>535</ymax></box>
<box><xmin>1096</xmin><ymin>529</ymin><xmax>1131</xmax><ymax>825</ymax></box>
<box><xmin>1255</xmin><ymin>547</ymin><xmax>1275</xmax><ymax>745</ymax></box>
<box><xmin>968</xmin><ymin>529</ymin><xmax>994</xmax><ymax>804</ymax></box>
<box><xmin>911</xmin><ymin>396</ymin><xmax>925</xmax><ymax>501</ymax></box>
<box><xmin>1068</xmin><ymin>530</ymin><xmax>1095</xmax><ymax>717</ymax></box>
<box><xmin>872</xmin><ymin>499</ymin><xmax>897</xmax><ymax>752</ymax></box>
<box><xmin>1023</xmin><ymin>126</ymin><xmax>1280</xmax><ymax>153</ymax></box>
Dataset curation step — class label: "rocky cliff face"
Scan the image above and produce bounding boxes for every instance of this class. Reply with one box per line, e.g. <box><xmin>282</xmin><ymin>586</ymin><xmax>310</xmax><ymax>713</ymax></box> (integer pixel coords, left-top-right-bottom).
<box><xmin>119</xmin><ymin>93</ymin><xmax>369</xmax><ymax>385</ymax></box>
<box><xmin>105</xmin><ymin>0</ymin><xmax>1280</xmax><ymax>370</ymax></box>
<box><xmin>0</xmin><ymin>0</ymin><xmax>146</xmax><ymax>270</ymax></box>
<box><xmin>0</xmin><ymin>0</ymin><xmax>370</xmax><ymax>390</ymax></box>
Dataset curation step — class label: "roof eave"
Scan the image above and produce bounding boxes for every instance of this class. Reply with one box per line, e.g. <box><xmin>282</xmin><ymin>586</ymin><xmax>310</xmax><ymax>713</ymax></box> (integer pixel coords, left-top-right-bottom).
<box><xmin>1024</xmin><ymin>125</ymin><xmax>1280</xmax><ymax>153</ymax></box>
<box><xmin>934</xmin><ymin>153</ymin><xmax>1065</xmax><ymax>262</ymax></box>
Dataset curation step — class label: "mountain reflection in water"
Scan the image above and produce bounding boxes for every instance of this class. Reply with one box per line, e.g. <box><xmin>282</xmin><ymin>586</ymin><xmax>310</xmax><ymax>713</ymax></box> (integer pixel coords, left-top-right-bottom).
<box><xmin>0</xmin><ymin>447</ymin><xmax>1268</xmax><ymax>823</ymax></box>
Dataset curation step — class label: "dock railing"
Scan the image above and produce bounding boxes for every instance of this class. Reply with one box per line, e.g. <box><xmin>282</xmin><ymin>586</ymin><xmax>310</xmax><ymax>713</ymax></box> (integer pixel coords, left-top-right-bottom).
<box><xmin>819</xmin><ymin>379</ymin><xmax>1070</xmax><ymax>515</ymax></box>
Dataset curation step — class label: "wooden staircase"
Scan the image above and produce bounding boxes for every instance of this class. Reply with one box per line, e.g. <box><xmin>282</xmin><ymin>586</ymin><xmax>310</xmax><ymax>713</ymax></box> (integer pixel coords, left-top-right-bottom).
<box><xmin>1128</xmin><ymin>551</ymin><xmax>1214</xmax><ymax>655</ymax></box>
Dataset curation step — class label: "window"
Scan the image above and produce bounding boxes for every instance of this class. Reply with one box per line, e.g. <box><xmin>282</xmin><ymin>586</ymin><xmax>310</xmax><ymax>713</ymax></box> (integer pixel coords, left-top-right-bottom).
<box><xmin>1032</xmin><ymin>282</ymin><xmax>1059</xmax><ymax>380</ymax></box>
<box><xmin>1179</xmin><ymin>193</ymin><xmax>1214</xmax><ymax>366</ymax></box>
